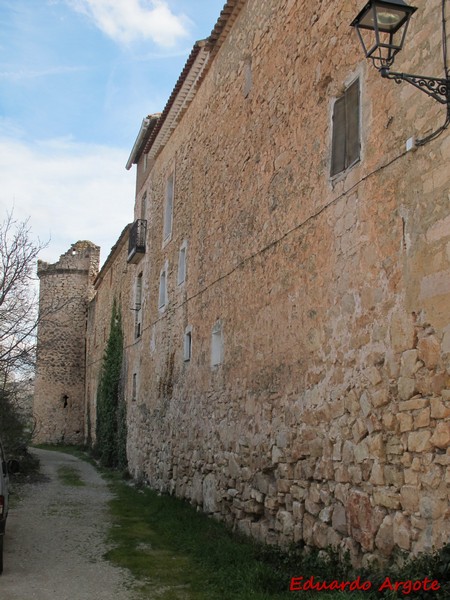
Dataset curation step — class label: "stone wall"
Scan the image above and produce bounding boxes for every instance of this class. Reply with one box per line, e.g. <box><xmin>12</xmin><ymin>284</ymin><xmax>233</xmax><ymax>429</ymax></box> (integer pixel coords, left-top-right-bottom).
<box><xmin>86</xmin><ymin>0</ymin><xmax>450</xmax><ymax>565</ymax></box>
<box><xmin>34</xmin><ymin>241</ymin><xmax>99</xmax><ymax>444</ymax></box>
<box><xmin>84</xmin><ymin>227</ymin><xmax>135</xmax><ymax>445</ymax></box>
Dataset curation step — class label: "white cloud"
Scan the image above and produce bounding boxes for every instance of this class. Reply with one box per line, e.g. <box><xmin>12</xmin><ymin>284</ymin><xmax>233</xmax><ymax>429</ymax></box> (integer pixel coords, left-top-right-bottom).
<box><xmin>66</xmin><ymin>0</ymin><xmax>191</xmax><ymax>46</ymax></box>
<box><xmin>0</xmin><ymin>136</ymin><xmax>135</xmax><ymax>266</ymax></box>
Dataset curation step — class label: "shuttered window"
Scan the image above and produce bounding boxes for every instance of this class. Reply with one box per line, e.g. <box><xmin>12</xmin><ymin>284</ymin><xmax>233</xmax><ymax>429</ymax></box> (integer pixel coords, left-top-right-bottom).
<box><xmin>331</xmin><ymin>79</ymin><xmax>360</xmax><ymax>177</ymax></box>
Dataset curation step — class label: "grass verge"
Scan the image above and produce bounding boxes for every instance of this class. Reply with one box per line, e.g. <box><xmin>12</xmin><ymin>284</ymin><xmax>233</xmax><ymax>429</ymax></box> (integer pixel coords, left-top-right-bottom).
<box><xmin>36</xmin><ymin>445</ymin><xmax>450</xmax><ymax>600</ymax></box>
<box><xmin>104</xmin><ymin>475</ymin><xmax>371</xmax><ymax>600</ymax></box>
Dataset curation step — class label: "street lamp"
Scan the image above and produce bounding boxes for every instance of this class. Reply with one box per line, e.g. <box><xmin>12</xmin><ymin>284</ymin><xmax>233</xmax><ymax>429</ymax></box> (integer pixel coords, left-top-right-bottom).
<box><xmin>351</xmin><ymin>0</ymin><xmax>450</xmax><ymax>107</ymax></box>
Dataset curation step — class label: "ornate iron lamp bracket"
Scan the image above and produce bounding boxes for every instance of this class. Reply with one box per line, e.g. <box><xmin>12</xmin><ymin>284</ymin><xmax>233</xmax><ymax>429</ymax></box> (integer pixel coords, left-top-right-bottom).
<box><xmin>380</xmin><ymin>67</ymin><xmax>450</xmax><ymax>105</ymax></box>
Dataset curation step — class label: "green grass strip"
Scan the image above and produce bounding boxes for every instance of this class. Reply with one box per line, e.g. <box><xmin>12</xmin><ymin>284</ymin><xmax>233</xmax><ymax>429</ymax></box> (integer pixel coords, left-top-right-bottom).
<box><xmin>57</xmin><ymin>464</ymin><xmax>85</xmax><ymax>487</ymax></box>
<box><xmin>105</xmin><ymin>476</ymin><xmax>371</xmax><ymax>600</ymax></box>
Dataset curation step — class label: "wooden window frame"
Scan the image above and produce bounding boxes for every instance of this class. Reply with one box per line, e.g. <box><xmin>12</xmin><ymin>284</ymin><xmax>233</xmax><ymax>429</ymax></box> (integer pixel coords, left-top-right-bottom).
<box><xmin>331</xmin><ymin>79</ymin><xmax>361</xmax><ymax>177</ymax></box>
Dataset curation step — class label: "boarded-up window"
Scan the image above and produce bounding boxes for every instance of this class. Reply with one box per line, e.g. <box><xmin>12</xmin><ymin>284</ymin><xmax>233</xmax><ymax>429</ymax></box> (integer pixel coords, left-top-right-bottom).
<box><xmin>331</xmin><ymin>79</ymin><xmax>360</xmax><ymax>177</ymax></box>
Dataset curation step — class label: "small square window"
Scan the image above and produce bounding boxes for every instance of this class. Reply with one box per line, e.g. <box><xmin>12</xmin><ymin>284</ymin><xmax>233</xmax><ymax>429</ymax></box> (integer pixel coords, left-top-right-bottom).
<box><xmin>331</xmin><ymin>79</ymin><xmax>360</xmax><ymax>177</ymax></box>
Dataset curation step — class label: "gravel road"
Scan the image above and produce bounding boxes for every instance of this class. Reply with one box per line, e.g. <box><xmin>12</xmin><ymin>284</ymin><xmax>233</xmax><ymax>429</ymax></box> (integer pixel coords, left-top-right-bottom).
<box><xmin>1</xmin><ymin>448</ymin><xmax>138</xmax><ymax>600</ymax></box>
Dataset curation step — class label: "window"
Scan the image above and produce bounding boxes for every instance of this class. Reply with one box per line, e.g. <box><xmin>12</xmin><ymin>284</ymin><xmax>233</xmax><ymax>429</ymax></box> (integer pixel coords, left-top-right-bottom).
<box><xmin>132</xmin><ymin>373</ymin><xmax>137</xmax><ymax>401</ymax></box>
<box><xmin>140</xmin><ymin>192</ymin><xmax>147</xmax><ymax>221</ymax></box>
<box><xmin>331</xmin><ymin>78</ymin><xmax>360</xmax><ymax>177</ymax></box>
<box><xmin>211</xmin><ymin>321</ymin><xmax>224</xmax><ymax>367</ymax></box>
<box><xmin>184</xmin><ymin>326</ymin><xmax>192</xmax><ymax>362</ymax></box>
<box><xmin>163</xmin><ymin>172</ymin><xmax>174</xmax><ymax>241</ymax></box>
<box><xmin>159</xmin><ymin>262</ymin><xmax>168</xmax><ymax>310</ymax></box>
<box><xmin>177</xmin><ymin>240</ymin><xmax>188</xmax><ymax>285</ymax></box>
<box><xmin>135</xmin><ymin>273</ymin><xmax>143</xmax><ymax>338</ymax></box>
<box><xmin>243</xmin><ymin>57</ymin><xmax>252</xmax><ymax>98</ymax></box>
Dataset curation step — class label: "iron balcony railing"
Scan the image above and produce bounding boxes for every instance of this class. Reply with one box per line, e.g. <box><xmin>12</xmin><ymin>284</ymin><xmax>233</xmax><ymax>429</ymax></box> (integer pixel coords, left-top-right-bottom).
<box><xmin>127</xmin><ymin>219</ymin><xmax>147</xmax><ymax>264</ymax></box>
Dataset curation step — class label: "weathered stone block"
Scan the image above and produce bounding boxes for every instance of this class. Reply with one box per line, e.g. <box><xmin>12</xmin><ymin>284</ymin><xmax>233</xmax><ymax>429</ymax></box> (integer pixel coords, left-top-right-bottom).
<box><xmin>364</xmin><ymin>366</ymin><xmax>382</xmax><ymax>387</ymax></box>
<box><xmin>393</xmin><ymin>513</ymin><xmax>411</xmax><ymax>550</ymax></box>
<box><xmin>430</xmin><ymin>422</ymin><xmax>450</xmax><ymax>449</ymax></box>
<box><xmin>414</xmin><ymin>407</ymin><xmax>430</xmax><ymax>429</ymax></box>
<box><xmin>305</xmin><ymin>499</ymin><xmax>321</xmax><ymax>516</ymax></box>
<box><xmin>390</xmin><ymin>311</ymin><xmax>415</xmax><ymax>354</ymax></box>
<box><xmin>400</xmin><ymin>485</ymin><xmax>420</xmax><ymax>513</ymax></box>
<box><xmin>303</xmin><ymin>513</ymin><xmax>315</xmax><ymax>545</ymax></box>
<box><xmin>400</xmin><ymin>350</ymin><xmax>419</xmax><ymax>377</ymax></box>
<box><xmin>332</xmin><ymin>503</ymin><xmax>347</xmax><ymax>535</ymax></box>
<box><xmin>375</xmin><ymin>515</ymin><xmax>394</xmax><ymax>556</ymax></box>
<box><xmin>419</xmin><ymin>496</ymin><xmax>447</xmax><ymax>519</ymax></box>
<box><xmin>384</xmin><ymin>465</ymin><xmax>404</xmax><ymax>487</ymax></box>
<box><xmin>397</xmin><ymin>412</ymin><xmax>413</xmax><ymax>432</ymax></box>
<box><xmin>408</xmin><ymin>431</ymin><xmax>432</xmax><ymax>453</ymax></box>
<box><xmin>399</xmin><ymin>396</ymin><xmax>429</xmax><ymax>411</ymax></box>
<box><xmin>373</xmin><ymin>489</ymin><xmax>401</xmax><ymax>510</ymax></box>
<box><xmin>398</xmin><ymin>377</ymin><xmax>416</xmax><ymax>401</ymax></box>
<box><xmin>313</xmin><ymin>521</ymin><xmax>330</xmax><ymax>549</ymax></box>
<box><xmin>370</xmin><ymin>462</ymin><xmax>384</xmax><ymax>485</ymax></box>
<box><xmin>371</xmin><ymin>388</ymin><xmax>389</xmax><ymax>408</ymax></box>
<box><xmin>347</xmin><ymin>490</ymin><xmax>384</xmax><ymax>552</ymax></box>
<box><xmin>359</xmin><ymin>391</ymin><xmax>372</xmax><ymax>417</ymax></box>
<box><xmin>430</xmin><ymin>397</ymin><xmax>450</xmax><ymax>419</ymax></box>
<box><xmin>417</xmin><ymin>335</ymin><xmax>441</xmax><ymax>370</ymax></box>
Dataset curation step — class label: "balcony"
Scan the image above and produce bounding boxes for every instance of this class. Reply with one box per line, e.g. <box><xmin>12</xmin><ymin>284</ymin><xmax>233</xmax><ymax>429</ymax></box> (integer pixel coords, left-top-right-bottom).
<box><xmin>127</xmin><ymin>219</ymin><xmax>147</xmax><ymax>264</ymax></box>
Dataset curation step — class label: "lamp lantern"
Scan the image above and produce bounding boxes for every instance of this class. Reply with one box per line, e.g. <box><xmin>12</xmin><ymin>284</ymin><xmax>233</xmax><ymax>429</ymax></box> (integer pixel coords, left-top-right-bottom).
<box><xmin>351</xmin><ymin>0</ymin><xmax>450</xmax><ymax>142</ymax></box>
<box><xmin>351</xmin><ymin>0</ymin><xmax>417</xmax><ymax>69</ymax></box>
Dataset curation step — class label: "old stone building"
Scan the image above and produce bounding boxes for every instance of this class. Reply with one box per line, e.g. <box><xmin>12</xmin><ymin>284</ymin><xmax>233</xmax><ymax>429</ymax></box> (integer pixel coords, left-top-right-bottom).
<box><xmin>34</xmin><ymin>241</ymin><xmax>99</xmax><ymax>444</ymax></box>
<box><xmin>37</xmin><ymin>0</ymin><xmax>450</xmax><ymax>565</ymax></box>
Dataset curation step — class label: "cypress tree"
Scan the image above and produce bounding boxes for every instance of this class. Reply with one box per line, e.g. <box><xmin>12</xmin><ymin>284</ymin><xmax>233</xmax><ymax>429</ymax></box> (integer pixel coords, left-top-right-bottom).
<box><xmin>95</xmin><ymin>300</ymin><xmax>126</xmax><ymax>469</ymax></box>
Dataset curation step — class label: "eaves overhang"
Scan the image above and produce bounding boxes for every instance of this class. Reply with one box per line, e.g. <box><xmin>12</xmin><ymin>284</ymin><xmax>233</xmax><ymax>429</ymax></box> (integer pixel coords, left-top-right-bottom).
<box><xmin>142</xmin><ymin>0</ymin><xmax>247</xmax><ymax>161</ymax></box>
<box><xmin>143</xmin><ymin>40</ymin><xmax>210</xmax><ymax>160</ymax></box>
<box><xmin>125</xmin><ymin>114</ymin><xmax>160</xmax><ymax>170</ymax></box>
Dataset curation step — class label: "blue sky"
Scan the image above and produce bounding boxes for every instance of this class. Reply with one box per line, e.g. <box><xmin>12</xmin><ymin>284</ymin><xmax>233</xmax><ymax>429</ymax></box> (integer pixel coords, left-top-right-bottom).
<box><xmin>0</xmin><ymin>0</ymin><xmax>225</xmax><ymax>265</ymax></box>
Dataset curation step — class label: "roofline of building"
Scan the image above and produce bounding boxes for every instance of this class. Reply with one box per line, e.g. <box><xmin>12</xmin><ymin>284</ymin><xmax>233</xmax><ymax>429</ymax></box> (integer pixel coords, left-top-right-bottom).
<box><xmin>125</xmin><ymin>0</ymin><xmax>246</xmax><ymax>165</ymax></box>
<box><xmin>143</xmin><ymin>40</ymin><xmax>210</xmax><ymax>160</ymax></box>
<box><xmin>94</xmin><ymin>224</ymin><xmax>132</xmax><ymax>289</ymax></box>
<box><xmin>125</xmin><ymin>114</ymin><xmax>160</xmax><ymax>170</ymax></box>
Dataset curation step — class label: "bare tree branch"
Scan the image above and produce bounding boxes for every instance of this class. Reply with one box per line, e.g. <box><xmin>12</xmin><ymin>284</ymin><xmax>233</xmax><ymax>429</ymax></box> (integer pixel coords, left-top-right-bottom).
<box><xmin>0</xmin><ymin>211</ymin><xmax>48</xmax><ymax>380</ymax></box>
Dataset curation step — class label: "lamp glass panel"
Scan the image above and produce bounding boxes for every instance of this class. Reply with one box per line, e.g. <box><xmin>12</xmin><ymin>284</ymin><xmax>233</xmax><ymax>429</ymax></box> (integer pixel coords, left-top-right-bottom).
<box><xmin>374</xmin><ymin>6</ymin><xmax>408</xmax><ymax>32</ymax></box>
<box><xmin>357</xmin><ymin>4</ymin><xmax>409</xmax><ymax>33</ymax></box>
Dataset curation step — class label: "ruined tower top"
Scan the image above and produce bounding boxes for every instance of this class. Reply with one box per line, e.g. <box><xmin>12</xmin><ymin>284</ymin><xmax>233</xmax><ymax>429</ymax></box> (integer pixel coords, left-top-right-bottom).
<box><xmin>38</xmin><ymin>240</ymin><xmax>100</xmax><ymax>284</ymax></box>
<box><xmin>33</xmin><ymin>240</ymin><xmax>100</xmax><ymax>445</ymax></box>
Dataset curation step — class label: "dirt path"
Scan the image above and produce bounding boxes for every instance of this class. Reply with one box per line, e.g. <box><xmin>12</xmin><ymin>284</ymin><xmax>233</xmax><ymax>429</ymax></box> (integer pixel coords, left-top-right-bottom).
<box><xmin>1</xmin><ymin>448</ymin><xmax>138</xmax><ymax>600</ymax></box>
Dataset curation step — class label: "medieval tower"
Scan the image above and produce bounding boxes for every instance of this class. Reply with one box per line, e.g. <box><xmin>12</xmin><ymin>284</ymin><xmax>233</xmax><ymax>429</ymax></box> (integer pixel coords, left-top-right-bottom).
<box><xmin>33</xmin><ymin>241</ymin><xmax>100</xmax><ymax>444</ymax></box>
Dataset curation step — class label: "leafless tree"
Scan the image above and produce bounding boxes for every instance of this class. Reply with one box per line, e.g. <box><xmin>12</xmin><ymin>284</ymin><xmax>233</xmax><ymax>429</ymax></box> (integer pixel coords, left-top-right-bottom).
<box><xmin>0</xmin><ymin>212</ymin><xmax>47</xmax><ymax>388</ymax></box>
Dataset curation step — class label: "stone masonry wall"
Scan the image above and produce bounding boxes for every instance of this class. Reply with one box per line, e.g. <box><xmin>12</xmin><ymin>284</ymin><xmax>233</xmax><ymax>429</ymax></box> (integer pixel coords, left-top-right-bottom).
<box><xmin>85</xmin><ymin>229</ymin><xmax>135</xmax><ymax>445</ymax></box>
<box><xmin>88</xmin><ymin>0</ymin><xmax>450</xmax><ymax>565</ymax></box>
<box><xmin>34</xmin><ymin>241</ymin><xmax>99</xmax><ymax>444</ymax></box>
